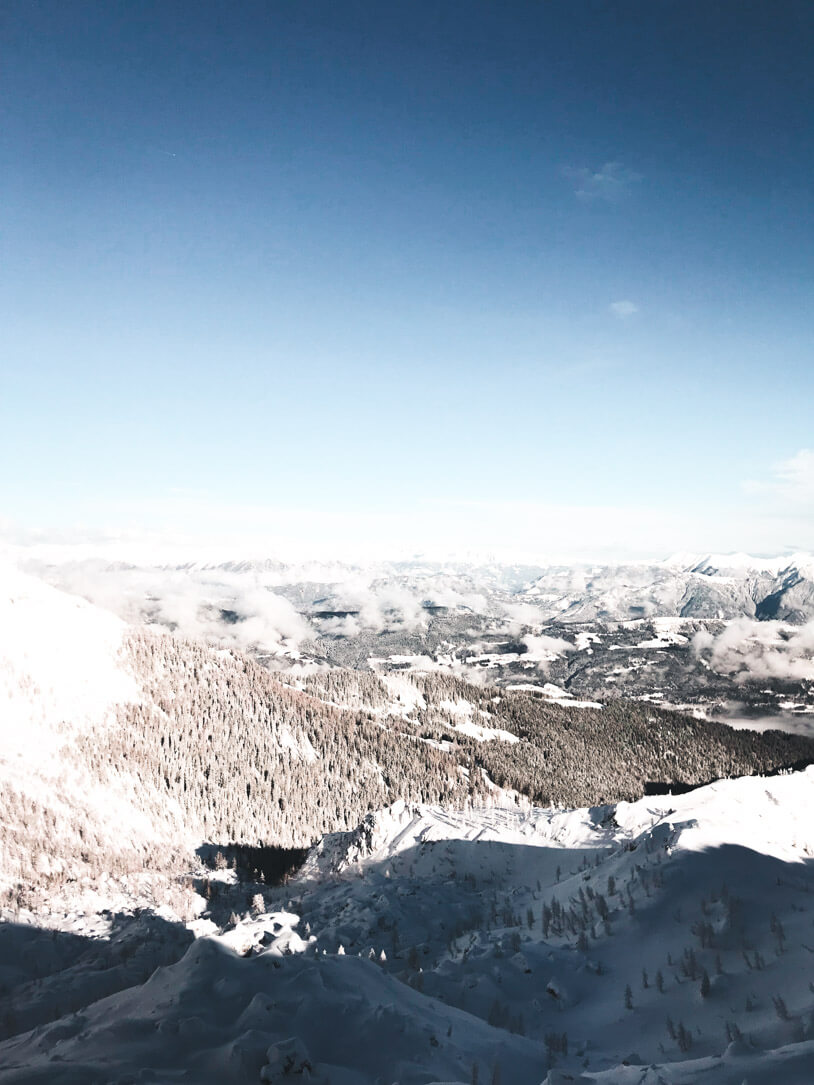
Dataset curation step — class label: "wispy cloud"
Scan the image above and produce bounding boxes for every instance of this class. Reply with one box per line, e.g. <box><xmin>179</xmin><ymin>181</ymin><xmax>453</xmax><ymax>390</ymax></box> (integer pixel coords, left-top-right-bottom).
<box><xmin>562</xmin><ymin>161</ymin><xmax>642</xmax><ymax>202</ymax></box>
<box><xmin>772</xmin><ymin>449</ymin><xmax>814</xmax><ymax>504</ymax></box>
<box><xmin>744</xmin><ymin>449</ymin><xmax>814</xmax><ymax>506</ymax></box>
<box><xmin>608</xmin><ymin>300</ymin><xmax>639</xmax><ymax>318</ymax></box>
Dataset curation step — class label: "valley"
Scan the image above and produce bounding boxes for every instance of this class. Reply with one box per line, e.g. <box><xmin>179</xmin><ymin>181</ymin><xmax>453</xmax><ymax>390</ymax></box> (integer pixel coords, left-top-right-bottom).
<box><xmin>1</xmin><ymin>557</ymin><xmax>813</xmax><ymax>1082</ymax></box>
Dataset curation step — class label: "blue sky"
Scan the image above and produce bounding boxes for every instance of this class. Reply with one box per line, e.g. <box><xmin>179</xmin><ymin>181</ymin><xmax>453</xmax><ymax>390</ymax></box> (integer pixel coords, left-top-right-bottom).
<box><xmin>2</xmin><ymin>1</ymin><xmax>813</xmax><ymax>561</ymax></box>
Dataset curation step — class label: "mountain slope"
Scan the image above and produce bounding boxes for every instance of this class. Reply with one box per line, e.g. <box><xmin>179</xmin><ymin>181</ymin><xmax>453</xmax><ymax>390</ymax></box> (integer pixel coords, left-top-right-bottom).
<box><xmin>3</xmin><ymin>563</ymin><xmax>814</xmax><ymax>915</ymax></box>
<box><xmin>2</xmin><ymin>771</ymin><xmax>814</xmax><ymax>1083</ymax></box>
<box><xmin>2</xmin><ymin>564</ymin><xmax>814</xmax><ymax>1082</ymax></box>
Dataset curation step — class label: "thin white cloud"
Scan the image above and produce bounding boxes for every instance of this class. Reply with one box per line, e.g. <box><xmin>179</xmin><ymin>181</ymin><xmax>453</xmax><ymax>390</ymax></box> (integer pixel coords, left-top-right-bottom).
<box><xmin>744</xmin><ymin>449</ymin><xmax>814</xmax><ymax>507</ymax></box>
<box><xmin>609</xmin><ymin>300</ymin><xmax>639</xmax><ymax>318</ymax></box>
<box><xmin>562</xmin><ymin>161</ymin><xmax>642</xmax><ymax>202</ymax></box>
<box><xmin>773</xmin><ymin>448</ymin><xmax>814</xmax><ymax>504</ymax></box>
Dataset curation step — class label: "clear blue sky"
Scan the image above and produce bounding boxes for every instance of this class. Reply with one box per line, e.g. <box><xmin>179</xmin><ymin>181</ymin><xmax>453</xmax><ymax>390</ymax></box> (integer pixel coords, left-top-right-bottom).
<box><xmin>2</xmin><ymin>1</ymin><xmax>813</xmax><ymax>561</ymax></box>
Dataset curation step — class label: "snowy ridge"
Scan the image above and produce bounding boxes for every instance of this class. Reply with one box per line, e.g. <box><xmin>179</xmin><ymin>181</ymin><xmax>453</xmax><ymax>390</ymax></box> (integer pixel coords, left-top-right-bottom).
<box><xmin>687</xmin><ymin>551</ymin><xmax>814</xmax><ymax>577</ymax></box>
<box><xmin>520</xmin><ymin>553</ymin><xmax>814</xmax><ymax>624</ymax></box>
<box><xmin>303</xmin><ymin>768</ymin><xmax>814</xmax><ymax>879</ymax></box>
<box><xmin>3</xmin><ymin>770</ymin><xmax>814</xmax><ymax>1082</ymax></box>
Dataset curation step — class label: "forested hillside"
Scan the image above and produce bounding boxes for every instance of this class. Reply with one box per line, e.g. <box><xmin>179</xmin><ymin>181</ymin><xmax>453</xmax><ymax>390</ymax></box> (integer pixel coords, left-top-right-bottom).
<box><xmin>4</xmin><ymin>628</ymin><xmax>814</xmax><ymax>913</ymax></box>
<box><xmin>93</xmin><ymin>633</ymin><xmax>483</xmax><ymax>847</ymax></box>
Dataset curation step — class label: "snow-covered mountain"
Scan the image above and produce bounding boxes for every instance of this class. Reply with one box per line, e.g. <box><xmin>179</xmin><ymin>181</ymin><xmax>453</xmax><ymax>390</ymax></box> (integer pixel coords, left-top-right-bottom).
<box><xmin>2</xmin><ymin>561</ymin><xmax>814</xmax><ymax>1082</ymax></box>
<box><xmin>1</xmin><ymin>561</ymin><xmax>812</xmax><ymax>906</ymax></box>
<box><xmin>3</xmin><ymin>561</ymin><xmax>811</xmax><ymax>901</ymax></box>
<box><xmin>520</xmin><ymin>552</ymin><xmax>814</xmax><ymax>623</ymax></box>
<box><xmin>2</xmin><ymin>773</ymin><xmax>814</xmax><ymax>1082</ymax></box>
<box><xmin>26</xmin><ymin>550</ymin><xmax>814</xmax><ymax>629</ymax></box>
<box><xmin>16</xmin><ymin>552</ymin><xmax>814</xmax><ymax>730</ymax></box>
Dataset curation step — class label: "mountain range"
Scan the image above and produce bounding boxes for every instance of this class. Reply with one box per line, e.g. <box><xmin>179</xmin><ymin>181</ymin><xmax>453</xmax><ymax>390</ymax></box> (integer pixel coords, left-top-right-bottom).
<box><xmin>1</xmin><ymin>558</ymin><xmax>814</xmax><ymax>1082</ymax></box>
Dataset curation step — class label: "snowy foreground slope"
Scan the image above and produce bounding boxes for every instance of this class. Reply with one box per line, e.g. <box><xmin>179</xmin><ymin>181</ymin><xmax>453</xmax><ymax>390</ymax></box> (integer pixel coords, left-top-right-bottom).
<box><xmin>2</xmin><ymin>772</ymin><xmax>814</xmax><ymax>1084</ymax></box>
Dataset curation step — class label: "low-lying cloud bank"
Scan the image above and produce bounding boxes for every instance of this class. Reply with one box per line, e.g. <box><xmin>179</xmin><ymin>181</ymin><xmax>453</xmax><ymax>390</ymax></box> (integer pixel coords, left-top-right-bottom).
<box><xmin>520</xmin><ymin>633</ymin><xmax>574</xmax><ymax>667</ymax></box>
<box><xmin>694</xmin><ymin>618</ymin><xmax>814</xmax><ymax>683</ymax></box>
<box><xmin>30</xmin><ymin>563</ymin><xmax>312</xmax><ymax>659</ymax></box>
<box><xmin>310</xmin><ymin>576</ymin><xmax>498</xmax><ymax>637</ymax></box>
<box><xmin>26</xmin><ymin>562</ymin><xmax>541</xmax><ymax>660</ymax></box>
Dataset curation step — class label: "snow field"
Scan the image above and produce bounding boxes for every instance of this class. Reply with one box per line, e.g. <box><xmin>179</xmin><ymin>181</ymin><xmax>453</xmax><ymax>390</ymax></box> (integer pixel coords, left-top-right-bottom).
<box><xmin>3</xmin><ymin>773</ymin><xmax>814</xmax><ymax>1082</ymax></box>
